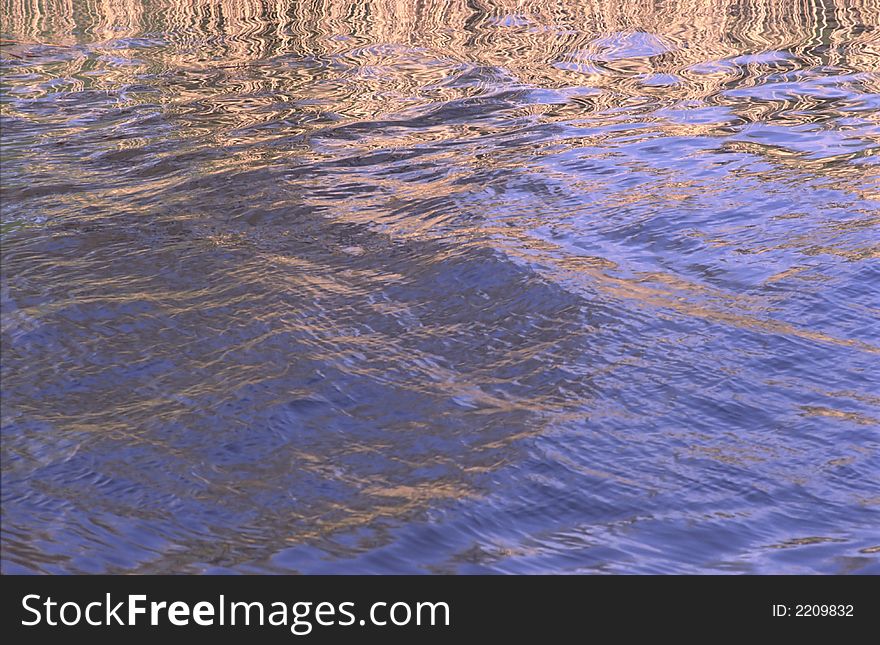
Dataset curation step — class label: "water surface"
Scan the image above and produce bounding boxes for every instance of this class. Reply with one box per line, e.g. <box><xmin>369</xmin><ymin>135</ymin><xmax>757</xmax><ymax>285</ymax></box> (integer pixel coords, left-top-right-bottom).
<box><xmin>1</xmin><ymin>0</ymin><xmax>879</xmax><ymax>574</ymax></box>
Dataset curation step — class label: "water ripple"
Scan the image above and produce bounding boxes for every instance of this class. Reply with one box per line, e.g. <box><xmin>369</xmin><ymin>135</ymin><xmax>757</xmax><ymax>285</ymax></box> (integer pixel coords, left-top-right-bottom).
<box><xmin>1</xmin><ymin>0</ymin><xmax>879</xmax><ymax>574</ymax></box>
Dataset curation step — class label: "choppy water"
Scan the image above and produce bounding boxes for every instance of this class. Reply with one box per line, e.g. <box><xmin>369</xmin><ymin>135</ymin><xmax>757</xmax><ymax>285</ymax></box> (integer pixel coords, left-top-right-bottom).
<box><xmin>1</xmin><ymin>0</ymin><xmax>879</xmax><ymax>574</ymax></box>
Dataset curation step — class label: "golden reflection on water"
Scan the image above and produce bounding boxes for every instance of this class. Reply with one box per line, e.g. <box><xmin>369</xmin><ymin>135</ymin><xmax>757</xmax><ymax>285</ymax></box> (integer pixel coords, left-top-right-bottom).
<box><xmin>2</xmin><ymin>1</ymin><xmax>879</xmax><ymax>572</ymax></box>
<box><xmin>4</xmin><ymin>1</ymin><xmax>880</xmax><ymax>97</ymax></box>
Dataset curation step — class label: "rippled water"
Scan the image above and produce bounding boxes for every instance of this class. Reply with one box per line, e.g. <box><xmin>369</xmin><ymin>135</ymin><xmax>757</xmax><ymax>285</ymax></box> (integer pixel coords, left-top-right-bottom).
<box><xmin>2</xmin><ymin>0</ymin><xmax>879</xmax><ymax>574</ymax></box>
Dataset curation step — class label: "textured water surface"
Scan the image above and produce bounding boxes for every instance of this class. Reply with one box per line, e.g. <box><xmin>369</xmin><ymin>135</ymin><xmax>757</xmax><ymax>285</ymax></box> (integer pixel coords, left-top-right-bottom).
<box><xmin>1</xmin><ymin>0</ymin><xmax>879</xmax><ymax>574</ymax></box>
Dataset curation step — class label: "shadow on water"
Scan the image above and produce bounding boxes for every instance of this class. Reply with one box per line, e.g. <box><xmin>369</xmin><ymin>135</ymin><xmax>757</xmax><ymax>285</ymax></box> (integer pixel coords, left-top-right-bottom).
<box><xmin>1</xmin><ymin>0</ymin><xmax>879</xmax><ymax>573</ymax></box>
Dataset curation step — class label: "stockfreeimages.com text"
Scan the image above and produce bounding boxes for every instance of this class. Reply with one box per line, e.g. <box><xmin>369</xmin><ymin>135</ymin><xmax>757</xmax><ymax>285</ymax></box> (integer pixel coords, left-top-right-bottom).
<box><xmin>22</xmin><ymin>594</ymin><xmax>450</xmax><ymax>635</ymax></box>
